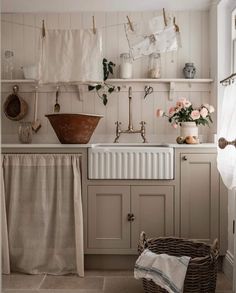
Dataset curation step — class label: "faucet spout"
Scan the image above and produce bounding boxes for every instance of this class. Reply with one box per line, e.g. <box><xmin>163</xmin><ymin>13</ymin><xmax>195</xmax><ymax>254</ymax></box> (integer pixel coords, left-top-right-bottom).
<box><xmin>128</xmin><ymin>86</ymin><xmax>133</xmax><ymax>131</ymax></box>
<box><xmin>114</xmin><ymin>86</ymin><xmax>147</xmax><ymax>143</ymax></box>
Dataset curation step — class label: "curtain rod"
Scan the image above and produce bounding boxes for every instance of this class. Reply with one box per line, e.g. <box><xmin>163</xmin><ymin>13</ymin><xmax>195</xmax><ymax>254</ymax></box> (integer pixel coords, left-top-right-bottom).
<box><xmin>220</xmin><ymin>73</ymin><xmax>236</xmax><ymax>86</ymax></box>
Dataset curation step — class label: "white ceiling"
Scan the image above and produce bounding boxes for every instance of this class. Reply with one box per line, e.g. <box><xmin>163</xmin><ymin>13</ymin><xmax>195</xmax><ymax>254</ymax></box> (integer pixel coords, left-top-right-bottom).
<box><xmin>1</xmin><ymin>0</ymin><xmax>212</xmax><ymax>13</ymax></box>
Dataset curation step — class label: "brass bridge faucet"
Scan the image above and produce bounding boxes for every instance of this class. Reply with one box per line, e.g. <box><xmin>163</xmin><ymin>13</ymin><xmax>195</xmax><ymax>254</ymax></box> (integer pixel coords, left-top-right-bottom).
<box><xmin>114</xmin><ymin>86</ymin><xmax>147</xmax><ymax>143</ymax></box>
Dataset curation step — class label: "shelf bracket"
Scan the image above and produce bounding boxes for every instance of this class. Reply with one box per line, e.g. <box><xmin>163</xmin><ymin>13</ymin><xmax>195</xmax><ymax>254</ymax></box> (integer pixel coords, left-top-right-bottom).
<box><xmin>169</xmin><ymin>82</ymin><xmax>175</xmax><ymax>101</ymax></box>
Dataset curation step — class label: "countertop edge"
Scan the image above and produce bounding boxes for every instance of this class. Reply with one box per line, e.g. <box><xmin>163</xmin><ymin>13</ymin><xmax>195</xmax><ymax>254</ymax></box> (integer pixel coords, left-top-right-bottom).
<box><xmin>1</xmin><ymin>143</ymin><xmax>217</xmax><ymax>150</ymax></box>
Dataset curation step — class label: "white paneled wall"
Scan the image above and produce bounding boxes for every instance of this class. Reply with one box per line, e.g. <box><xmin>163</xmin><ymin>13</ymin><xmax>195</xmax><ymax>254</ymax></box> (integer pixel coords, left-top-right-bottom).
<box><xmin>1</xmin><ymin>11</ymin><xmax>214</xmax><ymax>143</ymax></box>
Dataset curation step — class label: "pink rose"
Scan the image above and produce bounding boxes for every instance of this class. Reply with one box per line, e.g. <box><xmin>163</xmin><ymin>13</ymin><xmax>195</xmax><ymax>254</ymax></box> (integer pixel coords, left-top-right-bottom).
<box><xmin>176</xmin><ymin>98</ymin><xmax>186</xmax><ymax>108</ymax></box>
<box><xmin>203</xmin><ymin>104</ymin><xmax>214</xmax><ymax>113</ymax></box>
<box><xmin>169</xmin><ymin>107</ymin><xmax>176</xmax><ymax>117</ymax></box>
<box><xmin>200</xmin><ymin>107</ymin><xmax>208</xmax><ymax>118</ymax></box>
<box><xmin>208</xmin><ymin>105</ymin><xmax>214</xmax><ymax>113</ymax></box>
<box><xmin>172</xmin><ymin>123</ymin><xmax>178</xmax><ymax>129</ymax></box>
<box><xmin>156</xmin><ymin>109</ymin><xmax>164</xmax><ymax>117</ymax></box>
<box><xmin>190</xmin><ymin>110</ymin><xmax>200</xmax><ymax>120</ymax></box>
<box><xmin>184</xmin><ymin>100</ymin><xmax>191</xmax><ymax>108</ymax></box>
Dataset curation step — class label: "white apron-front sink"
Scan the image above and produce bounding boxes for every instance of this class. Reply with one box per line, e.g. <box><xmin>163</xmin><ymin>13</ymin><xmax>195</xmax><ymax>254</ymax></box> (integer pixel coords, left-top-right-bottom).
<box><xmin>88</xmin><ymin>145</ymin><xmax>174</xmax><ymax>180</ymax></box>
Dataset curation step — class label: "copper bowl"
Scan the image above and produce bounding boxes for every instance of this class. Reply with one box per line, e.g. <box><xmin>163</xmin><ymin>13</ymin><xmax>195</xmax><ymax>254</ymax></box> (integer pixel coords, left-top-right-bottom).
<box><xmin>45</xmin><ymin>113</ymin><xmax>103</xmax><ymax>144</ymax></box>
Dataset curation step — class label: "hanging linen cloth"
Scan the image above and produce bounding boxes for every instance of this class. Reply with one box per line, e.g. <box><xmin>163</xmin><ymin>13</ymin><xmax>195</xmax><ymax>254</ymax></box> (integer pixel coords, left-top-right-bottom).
<box><xmin>217</xmin><ymin>82</ymin><xmax>236</xmax><ymax>190</ymax></box>
<box><xmin>2</xmin><ymin>154</ymin><xmax>84</xmax><ymax>276</ymax></box>
<box><xmin>125</xmin><ymin>15</ymin><xmax>181</xmax><ymax>60</ymax></box>
<box><xmin>38</xmin><ymin>29</ymin><xmax>103</xmax><ymax>84</ymax></box>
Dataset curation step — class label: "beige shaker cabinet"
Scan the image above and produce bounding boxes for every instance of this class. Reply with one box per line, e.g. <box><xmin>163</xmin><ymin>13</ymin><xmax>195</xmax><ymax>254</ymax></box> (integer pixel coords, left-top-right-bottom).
<box><xmin>87</xmin><ymin>185</ymin><xmax>131</xmax><ymax>250</ymax></box>
<box><xmin>86</xmin><ymin>185</ymin><xmax>174</xmax><ymax>253</ymax></box>
<box><xmin>180</xmin><ymin>153</ymin><xmax>219</xmax><ymax>244</ymax></box>
<box><xmin>131</xmin><ymin>186</ymin><xmax>174</xmax><ymax>249</ymax></box>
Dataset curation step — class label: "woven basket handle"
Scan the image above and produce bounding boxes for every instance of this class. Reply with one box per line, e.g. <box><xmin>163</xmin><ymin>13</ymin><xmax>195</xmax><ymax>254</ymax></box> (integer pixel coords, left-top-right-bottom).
<box><xmin>139</xmin><ymin>231</ymin><xmax>147</xmax><ymax>252</ymax></box>
<box><xmin>211</xmin><ymin>238</ymin><xmax>219</xmax><ymax>252</ymax></box>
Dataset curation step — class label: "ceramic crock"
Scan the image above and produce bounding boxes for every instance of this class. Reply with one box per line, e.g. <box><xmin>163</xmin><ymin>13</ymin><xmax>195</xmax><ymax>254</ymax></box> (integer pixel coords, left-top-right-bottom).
<box><xmin>180</xmin><ymin>121</ymin><xmax>198</xmax><ymax>137</ymax></box>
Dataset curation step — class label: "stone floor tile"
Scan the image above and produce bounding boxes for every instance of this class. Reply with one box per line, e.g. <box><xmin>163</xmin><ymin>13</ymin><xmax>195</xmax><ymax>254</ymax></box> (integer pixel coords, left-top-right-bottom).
<box><xmin>85</xmin><ymin>270</ymin><xmax>133</xmax><ymax>277</ymax></box>
<box><xmin>104</xmin><ymin>277</ymin><xmax>143</xmax><ymax>293</ymax></box>
<box><xmin>2</xmin><ymin>273</ymin><xmax>45</xmax><ymax>289</ymax></box>
<box><xmin>39</xmin><ymin>289</ymin><xmax>103</xmax><ymax>293</ymax></box>
<box><xmin>216</xmin><ymin>272</ymin><xmax>233</xmax><ymax>290</ymax></box>
<box><xmin>40</xmin><ymin>275</ymin><xmax>104</xmax><ymax>290</ymax></box>
<box><xmin>3</xmin><ymin>290</ymin><xmax>39</xmax><ymax>293</ymax></box>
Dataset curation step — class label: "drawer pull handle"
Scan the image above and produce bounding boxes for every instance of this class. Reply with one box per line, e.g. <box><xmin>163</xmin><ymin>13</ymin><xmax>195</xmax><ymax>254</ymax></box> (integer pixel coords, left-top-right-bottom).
<box><xmin>127</xmin><ymin>213</ymin><xmax>135</xmax><ymax>222</ymax></box>
<box><xmin>182</xmin><ymin>156</ymin><xmax>188</xmax><ymax>161</ymax></box>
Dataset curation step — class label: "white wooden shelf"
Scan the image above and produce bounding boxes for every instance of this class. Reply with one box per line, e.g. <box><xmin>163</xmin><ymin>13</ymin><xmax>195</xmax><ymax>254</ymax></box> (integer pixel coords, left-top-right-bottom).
<box><xmin>107</xmin><ymin>78</ymin><xmax>214</xmax><ymax>83</ymax></box>
<box><xmin>1</xmin><ymin>79</ymin><xmax>36</xmax><ymax>83</ymax></box>
<box><xmin>1</xmin><ymin>78</ymin><xmax>214</xmax><ymax>84</ymax></box>
<box><xmin>107</xmin><ymin>78</ymin><xmax>213</xmax><ymax>100</ymax></box>
<box><xmin>1</xmin><ymin>78</ymin><xmax>214</xmax><ymax>100</ymax></box>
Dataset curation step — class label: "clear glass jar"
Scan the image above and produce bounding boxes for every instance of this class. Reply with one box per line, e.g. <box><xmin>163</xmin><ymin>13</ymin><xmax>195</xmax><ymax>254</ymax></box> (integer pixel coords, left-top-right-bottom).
<box><xmin>148</xmin><ymin>53</ymin><xmax>161</xmax><ymax>78</ymax></box>
<box><xmin>3</xmin><ymin>50</ymin><xmax>14</xmax><ymax>79</ymax></box>
<box><xmin>18</xmin><ymin>122</ymin><xmax>32</xmax><ymax>144</ymax></box>
<box><xmin>120</xmin><ymin>53</ymin><xmax>133</xmax><ymax>79</ymax></box>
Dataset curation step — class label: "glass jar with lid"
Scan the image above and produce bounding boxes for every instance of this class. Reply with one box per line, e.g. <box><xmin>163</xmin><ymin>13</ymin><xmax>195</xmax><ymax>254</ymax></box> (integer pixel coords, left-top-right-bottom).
<box><xmin>148</xmin><ymin>53</ymin><xmax>161</xmax><ymax>79</ymax></box>
<box><xmin>18</xmin><ymin>122</ymin><xmax>32</xmax><ymax>144</ymax></box>
<box><xmin>120</xmin><ymin>53</ymin><xmax>133</xmax><ymax>79</ymax></box>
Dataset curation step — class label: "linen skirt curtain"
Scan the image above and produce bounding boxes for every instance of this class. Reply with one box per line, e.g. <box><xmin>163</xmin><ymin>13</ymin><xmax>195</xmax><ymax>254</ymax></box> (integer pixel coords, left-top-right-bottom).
<box><xmin>1</xmin><ymin>154</ymin><xmax>84</xmax><ymax>276</ymax></box>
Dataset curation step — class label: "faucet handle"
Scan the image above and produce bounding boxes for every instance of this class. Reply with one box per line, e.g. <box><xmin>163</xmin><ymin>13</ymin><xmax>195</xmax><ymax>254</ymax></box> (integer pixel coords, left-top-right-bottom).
<box><xmin>140</xmin><ymin>121</ymin><xmax>146</xmax><ymax>126</ymax></box>
<box><xmin>115</xmin><ymin>121</ymin><xmax>122</xmax><ymax>126</ymax></box>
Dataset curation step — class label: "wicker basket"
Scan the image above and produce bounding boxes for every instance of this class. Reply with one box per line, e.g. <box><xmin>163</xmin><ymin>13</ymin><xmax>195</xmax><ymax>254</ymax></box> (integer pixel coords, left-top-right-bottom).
<box><xmin>138</xmin><ymin>232</ymin><xmax>219</xmax><ymax>293</ymax></box>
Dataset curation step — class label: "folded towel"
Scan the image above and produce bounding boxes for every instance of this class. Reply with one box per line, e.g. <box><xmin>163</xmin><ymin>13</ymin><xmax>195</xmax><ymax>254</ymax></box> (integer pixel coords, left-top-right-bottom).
<box><xmin>134</xmin><ymin>249</ymin><xmax>190</xmax><ymax>293</ymax></box>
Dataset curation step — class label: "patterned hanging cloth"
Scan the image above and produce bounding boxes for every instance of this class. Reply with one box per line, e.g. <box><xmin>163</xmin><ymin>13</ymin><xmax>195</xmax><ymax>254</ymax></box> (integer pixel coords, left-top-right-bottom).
<box><xmin>124</xmin><ymin>14</ymin><xmax>181</xmax><ymax>60</ymax></box>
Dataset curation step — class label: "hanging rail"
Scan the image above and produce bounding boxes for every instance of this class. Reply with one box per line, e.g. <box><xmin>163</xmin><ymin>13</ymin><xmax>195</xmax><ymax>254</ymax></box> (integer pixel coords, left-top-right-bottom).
<box><xmin>220</xmin><ymin>73</ymin><xmax>236</xmax><ymax>86</ymax></box>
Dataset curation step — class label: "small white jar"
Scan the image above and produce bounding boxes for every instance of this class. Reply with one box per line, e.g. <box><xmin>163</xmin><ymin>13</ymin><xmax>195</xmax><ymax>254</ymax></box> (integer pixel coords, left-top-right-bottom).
<box><xmin>120</xmin><ymin>53</ymin><xmax>133</xmax><ymax>79</ymax></box>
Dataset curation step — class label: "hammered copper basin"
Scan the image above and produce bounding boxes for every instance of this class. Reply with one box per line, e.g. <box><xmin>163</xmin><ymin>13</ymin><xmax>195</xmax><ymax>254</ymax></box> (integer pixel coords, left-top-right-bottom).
<box><xmin>45</xmin><ymin>113</ymin><xmax>103</xmax><ymax>144</ymax></box>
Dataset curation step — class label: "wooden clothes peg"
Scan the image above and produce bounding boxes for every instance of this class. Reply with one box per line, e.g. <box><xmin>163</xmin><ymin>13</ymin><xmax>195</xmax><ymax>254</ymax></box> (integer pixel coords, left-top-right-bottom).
<box><xmin>173</xmin><ymin>17</ymin><xmax>180</xmax><ymax>32</ymax></box>
<box><xmin>42</xmin><ymin>20</ymin><xmax>46</xmax><ymax>38</ymax></box>
<box><xmin>92</xmin><ymin>16</ymin><xmax>96</xmax><ymax>34</ymax></box>
<box><xmin>163</xmin><ymin>8</ymin><xmax>167</xmax><ymax>27</ymax></box>
<box><xmin>126</xmin><ymin>15</ymin><xmax>134</xmax><ymax>32</ymax></box>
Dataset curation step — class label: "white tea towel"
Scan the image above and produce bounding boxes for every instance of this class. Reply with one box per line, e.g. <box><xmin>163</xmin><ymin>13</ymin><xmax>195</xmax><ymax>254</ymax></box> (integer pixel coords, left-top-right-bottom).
<box><xmin>134</xmin><ymin>249</ymin><xmax>190</xmax><ymax>293</ymax></box>
<box><xmin>38</xmin><ymin>29</ymin><xmax>103</xmax><ymax>84</ymax></box>
<box><xmin>125</xmin><ymin>16</ymin><xmax>181</xmax><ymax>59</ymax></box>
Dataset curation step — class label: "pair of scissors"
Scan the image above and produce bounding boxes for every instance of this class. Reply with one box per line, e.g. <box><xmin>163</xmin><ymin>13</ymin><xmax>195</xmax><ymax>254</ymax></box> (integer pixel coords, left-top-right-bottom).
<box><xmin>144</xmin><ymin>86</ymin><xmax>154</xmax><ymax>99</ymax></box>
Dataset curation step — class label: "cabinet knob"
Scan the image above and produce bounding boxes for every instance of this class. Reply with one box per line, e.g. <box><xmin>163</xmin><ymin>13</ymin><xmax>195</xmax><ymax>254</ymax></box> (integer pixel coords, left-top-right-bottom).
<box><xmin>182</xmin><ymin>156</ymin><xmax>188</xmax><ymax>161</ymax></box>
<box><xmin>127</xmin><ymin>213</ymin><xmax>135</xmax><ymax>222</ymax></box>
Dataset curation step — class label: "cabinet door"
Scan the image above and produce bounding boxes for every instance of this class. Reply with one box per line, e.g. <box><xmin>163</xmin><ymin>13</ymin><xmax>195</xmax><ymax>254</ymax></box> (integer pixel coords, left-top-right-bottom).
<box><xmin>87</xmin><ymin>186</ymin><xmax>130</xmax><ymax>249</ymax></box>
<box><xmin>131</xmin><ymin>186</ymin><xmax>174</xmax><ymax>249</ymax></box>
<box><xmin>180</xmin><ymin>153</ymin><xmax>219</xmax><ymax>243</ymax></box>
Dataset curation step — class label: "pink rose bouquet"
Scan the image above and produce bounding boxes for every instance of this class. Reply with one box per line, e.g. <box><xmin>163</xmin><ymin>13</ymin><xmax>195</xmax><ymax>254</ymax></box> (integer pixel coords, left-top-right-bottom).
<box><xmin>156</xmin><ymin>98</ymin><xmax>214</xmax><ymax>127</ymax></box>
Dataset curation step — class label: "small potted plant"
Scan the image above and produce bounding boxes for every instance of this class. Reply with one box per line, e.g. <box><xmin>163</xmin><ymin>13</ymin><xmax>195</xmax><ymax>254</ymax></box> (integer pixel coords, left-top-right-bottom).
<box><xmin>156</xmin><ymin>98</ymin><xmax>215</xmax><ymax>144</ymax></box>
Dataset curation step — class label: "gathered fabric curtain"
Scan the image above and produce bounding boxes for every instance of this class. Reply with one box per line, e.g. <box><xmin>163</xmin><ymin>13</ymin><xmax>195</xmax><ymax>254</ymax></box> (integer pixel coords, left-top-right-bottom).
<box><xmin>1</xmin><ymin>154</ymin><xmax>84</xmax><ymax>276</ymax></box>
<box><xmin>217</xmin><ymin>83</ymin><xmax>236</xmax><ymax>190</ymax></box>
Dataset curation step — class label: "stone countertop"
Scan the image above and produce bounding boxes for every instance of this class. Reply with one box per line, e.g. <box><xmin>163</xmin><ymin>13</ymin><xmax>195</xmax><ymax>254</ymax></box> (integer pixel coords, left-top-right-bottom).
<box><xmin>2</xmin><ymin>143</ymin><xmax>217</xmax><ymax>150</ymax></box>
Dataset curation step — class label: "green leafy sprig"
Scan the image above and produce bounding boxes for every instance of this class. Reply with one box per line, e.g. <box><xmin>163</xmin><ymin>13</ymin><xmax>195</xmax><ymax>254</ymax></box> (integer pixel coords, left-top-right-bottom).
<box><xmin>88</xmin><ymin>58</ymin><xmax>121</xmax><ymax>105</ymax></box>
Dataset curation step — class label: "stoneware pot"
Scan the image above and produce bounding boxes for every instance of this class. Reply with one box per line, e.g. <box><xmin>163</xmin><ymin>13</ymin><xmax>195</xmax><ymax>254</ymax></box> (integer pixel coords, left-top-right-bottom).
<box><xmin>45</xmin><ymin>113</ymin><xmax>103</xmax><ymax>144</ymax></box>
<box><xmin>183</xmin><ymin>63</ymin><xmax>196</xmax><ymax>79</ymax></box>
<box><xmin>180</xmin><ymin>122</ymin><xmax>198</xmax><ymax>138</ymax></box>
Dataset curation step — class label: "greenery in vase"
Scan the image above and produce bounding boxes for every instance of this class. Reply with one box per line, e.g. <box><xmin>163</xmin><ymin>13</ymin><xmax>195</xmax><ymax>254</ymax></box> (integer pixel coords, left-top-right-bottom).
<box><xmin>88</xmin><ymin>58</ymin><xmax>120</xmax><ymax>105</ymax></box>
<box><xmin>156</xmin><ymin>98</ymin><xmax>215</xmax><ymax>128</ymax></box>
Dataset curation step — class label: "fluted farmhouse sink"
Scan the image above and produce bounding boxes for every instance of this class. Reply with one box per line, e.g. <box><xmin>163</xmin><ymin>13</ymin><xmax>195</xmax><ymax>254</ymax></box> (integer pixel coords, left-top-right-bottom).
<box><xmin>93</xmin><ymin>143</ymin><xmax>170</xmax><ymax>148</ymax></box>
<box><xmin>88</xmin><ymin>144</ymin><xmax>174</xmax><ymax>180</ymax></box>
